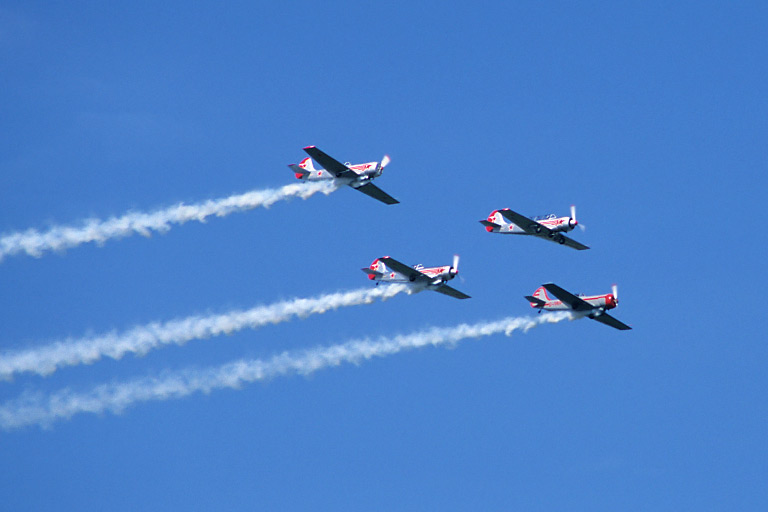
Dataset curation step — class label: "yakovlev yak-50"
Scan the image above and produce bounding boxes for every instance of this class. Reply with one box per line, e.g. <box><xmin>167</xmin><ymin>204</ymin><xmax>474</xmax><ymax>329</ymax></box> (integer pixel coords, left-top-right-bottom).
<box><xmin>362</xmin><ymin>255</ymin><xmax>470</xmax><ymax>299</ymax></box>
<box><xmin>525</xmin><ymin>283</ymin><xmax>631</xmax><ymax>330</ymax></box>
<box><xmin>480</xmin><ymin>205</ymin><xmax>589</xmax><ymax>250</ymax></box>
<box><xmin>289</xmin><ymin>146</ymin><xmax>399</xmax><ymax>205</ymax></box>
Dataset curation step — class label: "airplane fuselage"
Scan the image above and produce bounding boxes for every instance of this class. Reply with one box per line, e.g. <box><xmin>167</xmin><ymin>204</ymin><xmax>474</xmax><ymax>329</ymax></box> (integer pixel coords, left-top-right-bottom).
<box><xmin>485</xmin><ymin>209</ymin><xmax>575</xmax><ymax>234</ymax></box>
<box><xmin>368</xmin><ymin>259</ymin><xmax>454</xmax><ymax>286</ymax></box>
<box><xmin>534</xmin><ymin>293</ymin><xmax>617</xmax><ymax>312</ymax></box>
<box><xmin>295</xmin><ymin>159</ymin><xmax>381</xmax><ymax>186</ymax></box>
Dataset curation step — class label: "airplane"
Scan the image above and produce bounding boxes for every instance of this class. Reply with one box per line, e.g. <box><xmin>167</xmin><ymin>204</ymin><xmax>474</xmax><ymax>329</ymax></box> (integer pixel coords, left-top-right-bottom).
<box><xmin>480</xmin><ymin>205</ymin><xmax>589</xmax><ymax>250</ymax></box>
<box><xmin>361</xmin><ymin>255</ymin><xmax>470</xmax><ymax>299</ymax></box>
<box><xmin>525</xmin><ymin>283</ymin><xmax>631</xmax><ymax>330</ymax></box>
<box><xmin>289</xmin><ymin>146</ymin><xmax>399</xmax><ymax>205</ymax></box>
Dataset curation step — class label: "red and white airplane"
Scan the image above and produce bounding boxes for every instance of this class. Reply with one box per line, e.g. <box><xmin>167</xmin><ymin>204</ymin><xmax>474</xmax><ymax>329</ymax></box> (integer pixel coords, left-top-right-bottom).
<box><xmin>525</xmin><ymin>283</ymin><xmax>631</xmax><ymax>330</ymax></box>
<box><xmin>362</xmin><ymin>255</ymin><xmax>470</xmax><ymax>299</ymax></box>
<box><xmin>289</xmin><ymin>146</ymin><xmax>399</xmax><ymax>205</ymax></box>
<box><xmin>480</xmin><ymin>205</ymin><xmax>589</xmax><ymax>250</ymax></box>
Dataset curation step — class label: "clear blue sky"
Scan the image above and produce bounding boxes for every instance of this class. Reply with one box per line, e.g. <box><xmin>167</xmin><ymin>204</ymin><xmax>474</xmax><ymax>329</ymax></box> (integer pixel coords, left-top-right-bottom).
<box><xmin>1</xmin><ymin>1</ymin><xmax>766</xmax><ymax>509</ymax></box>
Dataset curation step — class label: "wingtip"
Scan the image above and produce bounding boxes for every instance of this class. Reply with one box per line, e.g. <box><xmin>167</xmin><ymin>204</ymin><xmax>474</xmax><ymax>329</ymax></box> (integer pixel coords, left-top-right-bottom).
<box><xmin>303</xmin><ymin>145</ymin><xmax>316</xmax><ymax>150</ymax></box>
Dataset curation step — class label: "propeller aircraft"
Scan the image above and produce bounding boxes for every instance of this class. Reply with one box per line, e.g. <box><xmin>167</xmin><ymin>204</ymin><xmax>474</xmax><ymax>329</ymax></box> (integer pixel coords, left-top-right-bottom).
<box><xmin>362</xmin><ymin>255</ymin><xmax>470</xmax><ymax>299</ymax></box>
<box><xmin>525</xmin><ymin>283</ymin><xmax>631</xmax><ymax>330</ymax></box>
<box><xmin>289</xmin><ymin>146</ymin><xmax>399</xmax><ymax>205</ymax></box>
<box><xmin>480</xmin><ymin>205</ymin><xmax>589</xmax><ymax>250</ymax></box>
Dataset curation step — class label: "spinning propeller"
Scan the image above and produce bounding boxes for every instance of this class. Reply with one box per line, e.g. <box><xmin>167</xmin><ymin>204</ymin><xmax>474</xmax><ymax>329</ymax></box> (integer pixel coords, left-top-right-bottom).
<box><xmin>450</xmin><ymin>254</ymin><xmax>460</xmax><ymax>277</ymax></box>
<box><xmin>570</xmin><ymin>205</ymin><xmax>586</xmax><ymax>232</ymax></box>
<box><xmin>376</xmin><ymin>155</ymin><xmax>391</xmax><ymax>175</ymax></box>
<box><xmin>612</xmin><ymin>284</ymin><xmax>619</xmax><ymax>304</ymax></box>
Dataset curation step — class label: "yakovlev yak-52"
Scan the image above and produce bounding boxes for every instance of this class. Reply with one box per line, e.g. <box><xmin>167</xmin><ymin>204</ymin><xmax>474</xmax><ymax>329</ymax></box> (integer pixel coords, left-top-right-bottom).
<box><xmin>525</xmin><ymin>283</ymin><xmax>631</xmax><ymax>330</ymax></box>
<box><xmin>480</xmin><ymin>205</ymin><xmax>589</xmax><ymax>250</ymax></box>
<box><xmin>289</xmin><ymin>146</ymin><xmax>399</xmax><ymax>205</ymax></box>
<box><xmin>362</xmin><ymin>255</ymin><xmax>470</xmax><ymax>299</ymax></box>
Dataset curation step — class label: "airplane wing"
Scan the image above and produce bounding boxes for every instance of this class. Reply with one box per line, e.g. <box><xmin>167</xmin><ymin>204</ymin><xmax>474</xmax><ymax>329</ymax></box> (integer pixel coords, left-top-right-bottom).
<box><xmin>500</xmin><ymin>209</ymin><xmax>589</xmax><ymax>250</ymax></box>
<box><xmin>354</xmin><ymin>182</ymin><xmax>400</xmax><ymax>205</ymax></box>
<box><xmin>542</xmin><ymin>283</ymin><xmax>594</xmax><ymax>312</ymax></box>
<box><xmin>303</xmin><ymin>146</ymin><xmax>356</xmax><ymax>178</ymax></box>
<box><xmin>379</xmin><ymin>257</ymin><xmax>431</xmax><ymax>283</ymax></box>
<box><xmin>479</xmin><ymin>220</ymin><xmax>500</xmax><ymax>228</ymax></box>
<box><xmin>500</xmin><ymin>209</ymin><xmax>548</xmax><ymax>235</ymax></box>
<box><xmin>433</xmin><ymin>284</ymin><xmax>471</xmax><ymax>299</ymax></box>
<box><xmin>592</xmin><ymin>313</ymin><xmax>632</xmax><ymax>330</ymax></box>
<box><xmin>559</xmin><ymin>234</ymin><xmax>590</xmax><ymax>251</ymax></box>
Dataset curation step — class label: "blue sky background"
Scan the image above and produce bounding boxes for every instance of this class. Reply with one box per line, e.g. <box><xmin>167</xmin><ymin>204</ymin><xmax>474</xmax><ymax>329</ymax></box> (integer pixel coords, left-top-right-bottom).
<box><xmin>1</xmin><ymin>1</ymin><xmax>766</xmax><ymax>509</ymax></box>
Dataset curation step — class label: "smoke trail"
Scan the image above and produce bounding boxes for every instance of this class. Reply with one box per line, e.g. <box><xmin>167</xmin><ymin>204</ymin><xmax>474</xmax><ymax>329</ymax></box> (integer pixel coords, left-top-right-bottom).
<box><xmin>0</xmin><ymin>181</ymin><xmax>337</xmax><ymax>262</ymax></box>
<box><xmin>0</xmin><ymin>312</ymin><xmax>571</xmax><ymax>430</ymax></box>
<box><xmin>0</xmin><ymin>284</ymin><xmax>408</xmax><ymax>380</ymax></box>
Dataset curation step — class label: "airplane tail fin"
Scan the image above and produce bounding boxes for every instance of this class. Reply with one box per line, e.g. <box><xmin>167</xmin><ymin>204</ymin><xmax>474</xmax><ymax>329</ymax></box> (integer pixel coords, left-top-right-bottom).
<box><xmin>288</xmin><ymin>157</ymin><xmax>316</xmax><ymax>179</ymax></box>
<box><xmin>298</xmin><ymin>157</ymin><xmax>315</xmax><ymax>172</ymax></box>
<box><xmin>369</xmin><ymin>258</ymin><xmax>387</xmax><ymax>273</ymax></box>
<box><xmin>532</xmin><ymin>286</ymin><xmax>550</xmax><ymax>302</ymax></box>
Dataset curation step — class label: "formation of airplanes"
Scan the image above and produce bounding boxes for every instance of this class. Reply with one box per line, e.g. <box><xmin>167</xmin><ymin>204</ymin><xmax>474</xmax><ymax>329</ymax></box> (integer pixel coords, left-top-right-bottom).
<box><xmin>289</xmin><ymin>146</ymin><xmax>631</xmax><ymax>330</ymax></box>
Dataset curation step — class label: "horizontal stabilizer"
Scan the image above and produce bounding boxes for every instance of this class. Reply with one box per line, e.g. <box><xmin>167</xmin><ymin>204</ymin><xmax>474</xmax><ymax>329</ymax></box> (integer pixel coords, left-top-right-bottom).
<box><xmin>525</xmin><ymin>295</ymin><xmax>546</xmax><ymax>307</ymax></box>
<box><xmin>288</xmin><ymin>163</ymin><xmax>309</xmax><ymax>176</ymax></box>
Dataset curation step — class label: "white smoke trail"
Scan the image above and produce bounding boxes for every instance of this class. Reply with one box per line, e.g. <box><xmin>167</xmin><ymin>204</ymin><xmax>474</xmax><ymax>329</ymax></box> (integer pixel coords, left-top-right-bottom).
<box><xmin>0</xmin><ymin>181</ymin><xmax>337</xmax><ymax>262</ymax></box>
<box><xmin>0</xmin><ymin>284</ymin><xmax>408</xmax><ymax>380</ymax></box>
<box><xmin>0</xmin><ymin>312</ymin><xmax>572</xmax><ymax>430</ymax></box>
